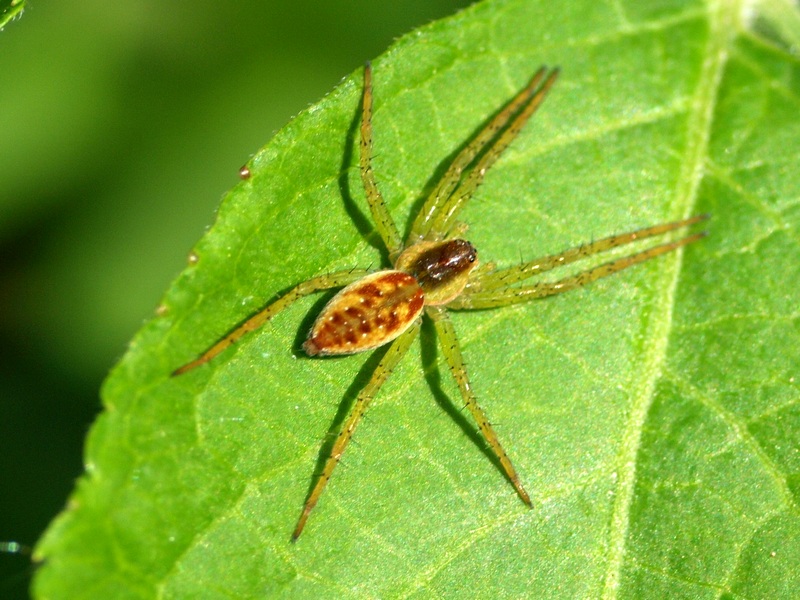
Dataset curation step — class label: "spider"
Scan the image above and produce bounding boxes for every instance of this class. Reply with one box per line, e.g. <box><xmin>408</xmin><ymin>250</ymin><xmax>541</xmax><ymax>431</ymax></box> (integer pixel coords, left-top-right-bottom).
<box><xmin>173</xmin><ymin>63</ymin><xmax>708</xmax><ymax>541</ymax></box>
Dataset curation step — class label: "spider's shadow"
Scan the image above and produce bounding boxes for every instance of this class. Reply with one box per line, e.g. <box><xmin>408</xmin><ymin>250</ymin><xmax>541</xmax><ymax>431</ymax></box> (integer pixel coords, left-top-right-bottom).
<box><xmin>418</xmin><ymin>315</ymin><xmax>513</xmax><ymax>489</ymax></box>
<box><xmin>400</xmin><ymin>91</ymin><xmax>536</xmax><ymax>241</ymax></box>
<box><xmin>338</xmin><ymin>79</ymin><xmax>528</xmax><ymax>257</ymax></box>
<box><xmin>297</xmin><ymin>314</ymin><xmax>514</xmax><ymax>516</ymax></box>
<box><xmin>337</xmin><ymin>95</ymin><xmax>391</xmax><ymax>266</ymax></box>
<box><xmin>303</xmin><ymin>81</ymin><xmax>526</xmax><ymax>509</ymax></box>
<box><xmin>298</xmin><ymin>341</ymin><xmax>389</xmax><ymax>505</ymax></box>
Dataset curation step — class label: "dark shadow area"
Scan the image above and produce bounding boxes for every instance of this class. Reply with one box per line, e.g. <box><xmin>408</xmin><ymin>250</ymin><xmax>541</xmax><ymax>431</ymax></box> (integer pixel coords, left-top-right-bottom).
<box><xmin>173</xmin><ymin>275</ymin><xmax>355</xmax><ymax>373</ymax></box>
<box><xmin>338</xmin><ymin>65</ymin><xmax>540</xmax><ymax>264</ymax></box>
<box><xmin>0</xmin><ymin>558</ymin><xmax>37</xmax><ymax>600</ymax></box>
<box><xmin>337</xmin><ymin>77</ymin><xmax>392</xmax><ymax>266</ymax></box>
<box><xmin>295</xmin><ymin>342</ymin><xmax>390</xmax><ymax>514</ymax></box>
<box><xmin>418</xmin><ymin>313</ymin><xmax>520</xmax><ymax>490</ymax></box>
<box><xmin>0</xmin><ymin>340</ymin><xmax>97</xmax><ymax>600</ymax></box>
<box><xmin>0</xmin><ymin>186</ymin><xmax>105</xmax><ymax>600</ymax></box>
<box><xmin>400</xmin><ymin>75</ymin><xmax>540</xmax><ymax>240</ymax></box>
<box><xmin>291</xmin><ymin>287</ymin><xmax>347</xmax><ymax>355</ymax></box>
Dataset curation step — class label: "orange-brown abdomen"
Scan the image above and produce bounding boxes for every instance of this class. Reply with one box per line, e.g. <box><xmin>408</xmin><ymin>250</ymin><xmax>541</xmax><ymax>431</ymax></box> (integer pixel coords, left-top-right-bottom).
<box><xmin>303</xmin><ymin>271</ymin><xmax>424</xmax><ymax>356</ymax></box>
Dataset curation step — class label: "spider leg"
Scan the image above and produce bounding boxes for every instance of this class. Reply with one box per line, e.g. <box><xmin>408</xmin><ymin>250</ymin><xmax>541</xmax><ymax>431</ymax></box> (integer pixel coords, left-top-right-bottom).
<box><xmin>172</xmin><ymin>269</ymin><xmax>371</xmax><ymax>375</ymax></box>
<box><xmin>409</xmin><ymin>67</ymin><xmax>555</xmax><ymax>244</ymax></box>
<box><xmin>470</xmin><ymin>214</ymin><xmax>709</xmax><ymax>293</ymax></box>
<box><xmin>361</xmin><ymin>62</ymin><xmax>403</xmax><ymax>258</ymax></box>
<box><xmin>426</xmin><ymin>305</ymin><xmax>531</xmax><ymax>506</ymax></box>
<box><xmin>425</xmin><ymin>68</ymin><xmax>560</xmax><ymax>242</ymax></box>
<box><xmin>452</xmin><ymin>231</ymin><xmax>707</xmax><ymax>309</ymax></box>
<box><xmin>292</xmin><ymin>321</ymin><xmax>420</xmax><ymax>541</ymax></box>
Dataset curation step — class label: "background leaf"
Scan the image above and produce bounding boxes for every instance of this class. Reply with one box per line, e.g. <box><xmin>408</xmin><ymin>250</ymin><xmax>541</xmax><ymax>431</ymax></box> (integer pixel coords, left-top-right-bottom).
<box><xmin>32</xmin><ymin>0</ymin><xmax>800</xmax><ymax>597</ymax></box>
<box><xmin>0</xmin><ymin>0</ymin><xmax>25</xmax><ymax>30</ymax></box>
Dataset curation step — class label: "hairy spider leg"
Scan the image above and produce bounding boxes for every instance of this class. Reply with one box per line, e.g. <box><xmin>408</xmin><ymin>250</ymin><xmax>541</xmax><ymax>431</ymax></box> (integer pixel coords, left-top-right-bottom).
<box><xmin>426</xmin><ymin>305</ymin><xmax>531</xmax><ymax>505</ymax></box>
<box><xmin>408</xmin><ymin>67</ymin><xmax>551</xmax><ymax>244</ymax></box>
<box><xmin>453</xmin><ymin>230</ymin><xmax>707</xmax><ymax>309</ymax></box>
<box><xmin>361</xmin><ymin>62</ymin><xmax>403</xmax><ymax>258</ymax></box>
<box><xmin>292</xmin><ymin>322</ymin><xmax>421</xmax><ymax>541</ymax></box>
<box><xmin>472</xmin><ymin>214</ymin><xmax>709</xmax><ymax>293</ymax></box>
<box><xmin>427</xmin><ymin>68</ymin><xmax>560</xmax><ymax>241</ymax></box>
<box><xmin>172</xmin><ymin>269</ymin><xmax>371</xmax><ymax>375</ymax></box>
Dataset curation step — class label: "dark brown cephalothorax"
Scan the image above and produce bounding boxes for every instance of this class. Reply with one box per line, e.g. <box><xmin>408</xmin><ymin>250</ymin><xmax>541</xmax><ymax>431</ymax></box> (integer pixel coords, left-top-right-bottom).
<box><xmin>172</xmin><ymin>63</ymin><xmax>708</xmax><ymax>541</ymax></box>
<box><xmin>397</xmin><ymin>239</ymin><xmax>477</xmax><ymax>302</ymax></box>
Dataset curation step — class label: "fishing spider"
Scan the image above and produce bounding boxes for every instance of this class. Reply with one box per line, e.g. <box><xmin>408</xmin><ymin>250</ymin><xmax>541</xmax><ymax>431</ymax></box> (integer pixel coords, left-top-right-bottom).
<box><xmin>173</xmin><ymin>63</ymin><xmax>707</xmax><ymax>540</ymax></box>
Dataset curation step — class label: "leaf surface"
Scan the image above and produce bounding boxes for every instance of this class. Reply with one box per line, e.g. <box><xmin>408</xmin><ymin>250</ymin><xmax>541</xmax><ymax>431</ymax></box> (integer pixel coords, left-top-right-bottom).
<box><xmin>34</xmin><ymin>0</ymin><xmax>800</xmax><ymax>597</ymax></box>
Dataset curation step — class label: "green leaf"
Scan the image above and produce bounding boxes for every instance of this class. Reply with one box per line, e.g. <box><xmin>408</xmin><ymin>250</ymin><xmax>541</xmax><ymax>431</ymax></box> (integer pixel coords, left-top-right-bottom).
<box><xmin>0</xmin><ymin>0</ymin><xmax>24</xmax><ymax>30</ymax></box>
<box><xmin>34</xmin><ymin>0</ymin><xmax>800</xmax><ymax>597</ymax></box>
<box><xmin>751</xmin><ymin>0</ymin><xmax>800</xmax><ymax>53</ymax></box>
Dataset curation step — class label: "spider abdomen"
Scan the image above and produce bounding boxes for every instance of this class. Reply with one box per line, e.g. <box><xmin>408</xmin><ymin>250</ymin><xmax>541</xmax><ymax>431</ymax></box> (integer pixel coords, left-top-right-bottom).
<box><xmin>303</xmin><ymin>270</ymin><xmax>425</xmax><ymax>356</ymax></box>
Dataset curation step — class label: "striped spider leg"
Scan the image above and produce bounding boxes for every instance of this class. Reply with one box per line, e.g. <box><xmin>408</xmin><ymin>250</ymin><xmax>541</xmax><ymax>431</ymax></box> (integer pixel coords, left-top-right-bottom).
<box><xmin>448</xmin><ymin>214</ymin><xmax>709</xmax><ymax>310</ymax></box>
<box><xmin>172</xmin><ymin>62</ymin><xmax>707</xmax><ymax>541</ymax></box>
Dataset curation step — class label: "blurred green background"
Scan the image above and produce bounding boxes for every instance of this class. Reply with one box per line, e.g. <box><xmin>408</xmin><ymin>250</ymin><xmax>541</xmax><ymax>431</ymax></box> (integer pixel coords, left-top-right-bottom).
<box><xmin>0</xmin><ymin>0</ymin><xmax>473</xmax><ymax>594</ymax></box>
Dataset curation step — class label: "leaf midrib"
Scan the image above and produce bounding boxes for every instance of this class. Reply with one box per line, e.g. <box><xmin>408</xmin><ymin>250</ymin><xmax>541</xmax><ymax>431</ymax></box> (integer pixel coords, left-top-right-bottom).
<box><xmin>600</xmin><ymin>0</ymin><xmax>738</xmax><ymax>596</ymax></box>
